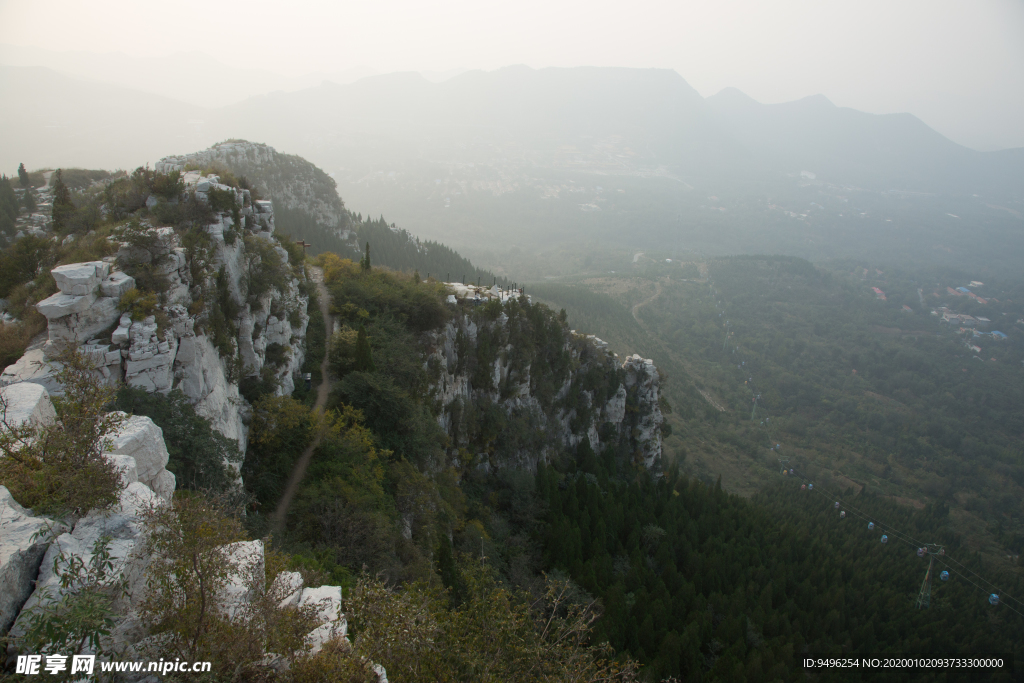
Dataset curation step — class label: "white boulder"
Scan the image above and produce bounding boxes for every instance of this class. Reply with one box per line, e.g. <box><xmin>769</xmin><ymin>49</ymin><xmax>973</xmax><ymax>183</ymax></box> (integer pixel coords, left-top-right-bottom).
<box><xmin>0</xmin><ymin>382</ymin><xmax>56</xmax><ymax>428</ymax></box>
<box><xmin>51</xmin><ymin>261</ymin><xmax>109</xmax><ymax>296</ymax></box>
<box><xmin>221</xmin><ymin>540</ymin><xmax>265</xmax><ymax>619</ymax></box>
<box><xmin>100</xmin><ymin>271</ymin><xmax>136</xmax><ymax>298</ymax></box>
<box><xmin>9</xmin><ymin>482</ymin><xmax>162</xmax><ymax>641</ymax></box>
<box><xmin>0</xmin><ymin>344</ymin><xmax>63</xmax><ymax>396</ymax></box>
<box><xmin>298</xmin><ymin>585</ymin><xmax>347</xmax><ymax>654</ymax></box>
<box><xmin>105</xmin><ymin>453</ymin><xmax>140</xmax><ymax>488</ymax></box>
<box><xmin>274</xmin><ymin>571</ymin><xmax>304</xmax><ymax>608</ymax></box>
<box><xmin>105</xmin><ymin>415</ymin><xmax>174</xmax><ymax>499</ymax></box>
<box><xmin>0</xmin><ymin>487</ymin><xmax>62</xmax><ymax>636</ymax></box>
<box><xmin>36</xmin><ymin>291</ymin><xmax>96</xmax><ymax>318</ymax></box>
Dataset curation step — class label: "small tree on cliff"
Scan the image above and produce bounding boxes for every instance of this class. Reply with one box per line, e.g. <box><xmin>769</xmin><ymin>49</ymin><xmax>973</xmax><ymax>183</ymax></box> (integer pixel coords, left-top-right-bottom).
<box><xmin>51</xmin><ymin>169</ymin><xmax>75</xmax><ymax>234</ymax></box>
<box><xmin>0</xmin><ymin>347</ymin><xmax>125</xmax><ymax>515</ymax></box>
<box><xmin>354</xmin><ymin>324</ymin><xmax>375</xmax><ymax>372</ymax></box>
<box><xmin>360</xmin><ymin>241</ymin><xmax>371</xmax><ymax>272</ymax></box>
<box><xmin>23</xmin><ymin>187</ymin><xmax>37</xmax><ymax>214</ymax></box>
<box><xmin>18</xmin><ymin>163</ymin><xmax>30</xmax><ymax>188</ymax></box>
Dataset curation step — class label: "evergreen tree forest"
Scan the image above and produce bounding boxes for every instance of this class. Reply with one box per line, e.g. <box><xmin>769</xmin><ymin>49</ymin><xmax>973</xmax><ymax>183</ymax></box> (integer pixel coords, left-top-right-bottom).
<box><xmin>273</xmin><ymin>202</ymin><xmax>507</xmax><ymax>287</ymax></box>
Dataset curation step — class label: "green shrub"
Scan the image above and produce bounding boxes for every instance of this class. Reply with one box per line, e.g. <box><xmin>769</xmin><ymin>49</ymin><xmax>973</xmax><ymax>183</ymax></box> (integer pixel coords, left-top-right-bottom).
<box><xmin>49</xmin><ymin>168</ymin><xmax>112</xmax><ymax>190</ymax></box>
<box><xmin>0</xmin><ymin>316</ymin><xmax>46</xmax><ymax>368</ymax></box>
<box><xmin>139</xmin><ymin>492</ymin><xmax>321</xmax><ymax>674</ymax></box>
<box><xmin>208</xmin><ymin>265</ymin><xmax>240</xmax><ymax>359</ymax></box>
<box><xmin>343</xmin><ymin>564</ymin><xmax>640</xmax><ymax>682</ymax></box>
<box><xmin>277</xmin><ymin>232</ymin><xmax>306</xmax><ymax>267</ymax></box>
<box><xmin>103</xmin><ymin>168</ymin><xmax>154</xmax><ymax>221</ymax></box>
<box><xmin>117</xmin><ymin>288</ymin><xmax>157</xmax><ymax>319</ymax></box>
<box><xmin>50</xmin><ymin>169</ymin><xmax>76</xmax><ymax>234</ymax></box>
<box><xmin>151</xmin><ymin>170</ymin><xmax>183</xmax><ymax>199</ymax></box>
<box><xmin>240</xmin><ymin>369</ymin><xmax>281</xmax><ymax>405</ymax></box>
<box><xmin>0</xmin><ymin>234</ymin><xmax>51</xmax><ymax>297</ymax></box>
<box><xmin>0</xmin><ymin>175</ymin><xmax>19</xmax><ymax>228</ymax></box>
<box><xmin>243</xmin><ymin>234</ymin><xmax>289</xmax><ymax>305</ymax></box>
<box><xmin>243</xmin><ymin>395</ymin><xmax>314</xmax><ymax>509</ymax></box>
<box><xmin>265</xmin><ymin>342</ymin><xmax>289</xmax><ymax>368</ymax></box>
<box><xmin>0</xmin><ymin>347</ymin><xmax>125</xmax><ymax>516</ymax></box>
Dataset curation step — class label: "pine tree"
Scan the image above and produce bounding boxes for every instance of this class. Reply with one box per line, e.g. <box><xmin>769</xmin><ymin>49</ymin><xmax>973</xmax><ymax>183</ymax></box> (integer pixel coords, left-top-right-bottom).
<box><xmin>51</xmin><ymin>169</ymin><xmax>75</xmax><ymax>234</ymax></box>
<box><xmin>23</xmin><ymin>188</ymin><xmax>36</xmax><ymax>214</ymax></box>
<box><xmin>17</xmin><ymin>163</ymin><xmax>29</xmax><ymax>188</ymax></box>
<box><xmin>435</xmin><ymin>537</ymin><xmax>466</xmax><ymax>606</ymax></box>
<box><xmin>360</xmin><ymin>241</ymin><xmax>371</xmax><ymax>271</ymax></box>
<box><xmin>0</xmin><ymin>176</ymin><xmax>18</xmax><ymax>225</ymax></box>
<box><xmin>354</xmin><ymin>324</ymin><xmax>375</xmax><ymax>372</ymax></box>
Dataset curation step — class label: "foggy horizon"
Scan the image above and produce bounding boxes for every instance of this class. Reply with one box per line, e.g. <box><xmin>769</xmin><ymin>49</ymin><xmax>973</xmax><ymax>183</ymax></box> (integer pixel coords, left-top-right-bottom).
<box><xmin>2</xmin><ymin>0</ymin><xmax>1023</xmax><ymax>152</ymax></box>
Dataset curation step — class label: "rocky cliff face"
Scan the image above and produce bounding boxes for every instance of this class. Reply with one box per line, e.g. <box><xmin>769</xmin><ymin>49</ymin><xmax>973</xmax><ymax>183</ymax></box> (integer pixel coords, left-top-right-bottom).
<box><xmin>424</xmin><ymin>302</ymin><xmax>664</xmax><ymax>470</ymax></box>
<box><xmin>1</xmin><ymin>171</ymin><xmax>310</xmax><ymax>455</ymax></box>
<box><xmin>157</xmin><ymin>141</ymin><xmax>354</xmax><ymax>245</ymax></box>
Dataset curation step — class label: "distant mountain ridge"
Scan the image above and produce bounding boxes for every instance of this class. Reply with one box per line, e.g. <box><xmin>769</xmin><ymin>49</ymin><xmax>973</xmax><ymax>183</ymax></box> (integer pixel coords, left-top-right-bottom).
<box><xmin>705</xmin><ymin>87</ymin><xmax>1020</xmax><ymax>194</ymax></box>
<box><xmin>3</xmin><ymin>64</ymin><xmax>1021</xmax><ymax>197</ymax></box>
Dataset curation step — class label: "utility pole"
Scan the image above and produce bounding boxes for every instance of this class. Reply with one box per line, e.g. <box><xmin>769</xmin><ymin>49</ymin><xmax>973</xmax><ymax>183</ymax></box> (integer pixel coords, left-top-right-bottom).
<box><xmin>916</xmin><ymin>544</ymin><xmax>944</xmax><ymax>608</ymax></box>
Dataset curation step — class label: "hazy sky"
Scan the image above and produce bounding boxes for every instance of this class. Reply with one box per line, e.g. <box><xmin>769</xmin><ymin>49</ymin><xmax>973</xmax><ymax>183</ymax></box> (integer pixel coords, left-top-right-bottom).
<box><xmin>2</xmin><ymin>0</ymin><xmax>1023</xmax><ymax>149</ymax></box>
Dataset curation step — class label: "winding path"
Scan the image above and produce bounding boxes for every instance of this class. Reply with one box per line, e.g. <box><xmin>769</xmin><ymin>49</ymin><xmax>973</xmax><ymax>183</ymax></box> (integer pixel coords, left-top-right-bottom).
<box><xmin>632</xmin><ymin>280</ymin><xmax>663</xmax><ymax>324</ymax></box>
<box><xmin>270</xmin><ymin>266</ymin><xmax>332</xmax><ymax>537</ymax></box>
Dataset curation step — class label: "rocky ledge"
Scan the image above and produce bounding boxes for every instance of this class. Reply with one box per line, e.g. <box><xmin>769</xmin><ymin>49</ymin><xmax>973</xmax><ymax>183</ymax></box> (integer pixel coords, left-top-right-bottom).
<box><xmin>0</xmin><ymin>383</ymin><xmax>364</xmax><ymax>678</ymax></box>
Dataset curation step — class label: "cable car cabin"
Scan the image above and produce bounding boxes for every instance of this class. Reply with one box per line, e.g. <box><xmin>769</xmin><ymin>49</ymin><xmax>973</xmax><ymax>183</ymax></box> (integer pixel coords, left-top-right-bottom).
<box><xmin>940</xmin><ymin>571</ymin><xmax>950</xmax><ymax>581</ymax></box>
<box><xmin>917</xmin><ymin>548</ymin><xmax>926</xmax><ymax>557</ymax></box>
<box><xmin>989</xmin><ymin>594</ymin><xmax>999</xmax><ymax>606</ymax></box>
<box><xmin>881</xmin><ymin>535</ymin><xmax>888</xmax><ymax>544</ymax></box>
<box><xmin>840</xmin><ymin>511</ymin><xmax>846</xmax><ymax>518</ymax></box>
<box><xmin>868</xmin><ymin>522</ymin><xmax>875</xmax><ymax>530</ymax></box>
<box><xmin>800</xmin><ymin>484</ymin><xmax>806</xmax><ymax>490</ymax></box>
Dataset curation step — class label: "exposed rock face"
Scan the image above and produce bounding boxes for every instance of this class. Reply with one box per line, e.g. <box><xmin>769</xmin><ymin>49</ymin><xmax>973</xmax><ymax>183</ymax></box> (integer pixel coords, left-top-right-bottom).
<box><xmin>157</xmin><ymin>141</ymin><xmax>354</xmax><ymax>244</ymax></box>
<box><xmin>1</xmin><ymin>174</ymin><xmax>310</xmax><ymax>458</ymax></box>
<box><xmin>105</xmin><ymin>414</ymin><xmax>176</xmax><ymax>501</ymax></box>
<box><xmin>0</xmin><ymin>382</ymin><xmax>56</xmax><ymax>428</ymax></box>
<box><xmin>621</xmin><ymin>354</ymin><xmax>664</xmax><ymax>469</ymax></box>
<box><xmin>425</xmin><ymin>310</ymin><xmax>664</xmax><ymax>470</ymax></box>
<box><xmin>35</xmin><ymin>260</ymin><xmax>133</xmax><ymax>365</ymax></box>
<box><xmin>0</xmin><ymin>487</ymin><xmax>64</xmax><ymax>637</ymax></box>
<box><xmin>0</xmin><ymin>341</ymin><xmax>62</xmax><ymax>395</ymax></box>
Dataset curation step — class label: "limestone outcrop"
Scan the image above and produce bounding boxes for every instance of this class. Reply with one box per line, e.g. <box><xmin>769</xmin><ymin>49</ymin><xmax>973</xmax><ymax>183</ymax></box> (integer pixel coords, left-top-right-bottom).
<box><xmin>425</xmin><ymin>310</ymin><xmax>664</xmax><ymax>471</ymax></box>
<box><xmin>0</xmin><ymin>487</ymin><xmax>64</xmax><ymax>637</ymax></box>
<box><xmin>105</xmin><ymin>414</ymin><xmax>176</xmax><ymax>501</ymax></box>
<box><xmin>157</xmin><ymin>141</ymin><xmax>355</xmax><ymax>245</ymax></box>
<box><xmin>621</xmin><ymin>354</ymin><xmax>664</xmax><ymax>468</ymax></box>
<box><xmin>1</xmin><ymin>173</ymin><xmax>310</xmax><ymax>458</ymax></box>
<box><xmin>0</xmin><ymin>382</ymin><xmax>56</xmax><ymax>429</ymax></box>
